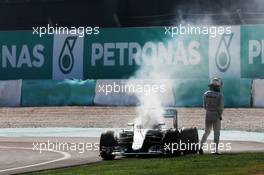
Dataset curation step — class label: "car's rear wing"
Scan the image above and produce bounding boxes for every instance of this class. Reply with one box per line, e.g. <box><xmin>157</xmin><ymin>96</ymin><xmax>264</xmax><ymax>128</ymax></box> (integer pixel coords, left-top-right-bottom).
<box><xmin>163</xmin><ymin>109</ymin><xmax>178</xmax><ymax>129</ymax></box>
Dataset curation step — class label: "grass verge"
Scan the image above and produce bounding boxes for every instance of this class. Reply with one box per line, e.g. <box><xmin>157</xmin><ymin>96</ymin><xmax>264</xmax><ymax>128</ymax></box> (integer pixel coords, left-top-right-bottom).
<box><xmin>23</xmin><ymin>153</ymin><xmax>264</xmax><ymax>175</ymax></box>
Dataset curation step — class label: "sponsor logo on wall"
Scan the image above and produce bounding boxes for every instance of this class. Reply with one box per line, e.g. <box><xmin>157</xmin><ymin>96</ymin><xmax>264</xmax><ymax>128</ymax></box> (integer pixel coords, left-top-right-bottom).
<box><xmin>85</xmin><ymin>28</ymin><xmax>209</xmax><ymax>79</ymax></box>
<box><xmin>241</xmin><ymin>25</ymin><xmax>264</xmax><ymax>78</ymax></box>
<box><xmin>1</xmin><ymin>26</ymin><xmax>264</xmax><ymax>80</ymax></box>
<box><xmin>52</xmin><ymin>34</ymin><xmax>83</xmax><ymax>79</ymax></box>
<box><xmin>0</xmin><ymin>32</ymin><xmax>52</xmax><ymax>79</ymax></box>
<box><xmin>215</xmin><ymin>33</ymin><xmax>233</xmax><ymax>72</ymax></box>
<box><xmin>209</xmin><ymin>26</ymin><xmax>241</xmax><ymax>79</ymax></box>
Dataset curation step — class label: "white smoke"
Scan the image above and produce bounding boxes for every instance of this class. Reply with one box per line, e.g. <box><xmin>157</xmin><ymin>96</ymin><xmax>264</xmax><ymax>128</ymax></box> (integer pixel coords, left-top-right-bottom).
<box><xmin>127</xmin><ymin>49</ymin><xmax>175</xmax><ymax>129</ymax></box>
<box><xmin>128</xmin><ymin>0</ymin><xmax>263</xmax><ymax>128</ymax></box>
<box><xmin>128</xmin><ymin>16</ymin><xmax>215</xmax><ymax>129</ymax></box>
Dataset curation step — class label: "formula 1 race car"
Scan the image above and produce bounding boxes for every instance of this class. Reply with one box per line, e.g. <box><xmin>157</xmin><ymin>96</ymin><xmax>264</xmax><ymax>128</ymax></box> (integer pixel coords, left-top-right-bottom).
<box><xmin>99</xmin><ymin>109</ymin><xmax>199</xmax><ymax>160</ymax></box>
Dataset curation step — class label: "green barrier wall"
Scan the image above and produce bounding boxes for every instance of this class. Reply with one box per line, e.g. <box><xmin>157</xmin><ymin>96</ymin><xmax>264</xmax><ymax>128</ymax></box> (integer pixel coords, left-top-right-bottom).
<box><xmin>21</xmin><ymin>79</ymin><xmax>251</xmax><ymax>107</ymax></box>
<box><xmin>173</xmin><ymin>79</ymin><xmax>252</xmax><ymax>107</ymax></box>
<box><xmin>22</xmin><ymin>79</ymin><xmax>96</xmax><ymax>106</ymax></box>
<box><xmin>222</xmin><ymin>79</ymin><xmax>252</xmax><ymax>107</ymax></box>
<box><xmin>173</xmin><ymin>79</ymin><xmax>207</xmax><ymax>107</ymax></box>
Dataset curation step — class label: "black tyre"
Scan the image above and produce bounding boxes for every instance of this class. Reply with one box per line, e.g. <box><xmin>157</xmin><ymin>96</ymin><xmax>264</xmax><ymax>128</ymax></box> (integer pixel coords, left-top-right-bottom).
<box><xmin>162</xmin><ymin>129</ymin><xmax>181</xmax><ymax>156</ymax></box>
<box><xmin>180</xmin><ymin>127</ymin><xmax>199</xmax><ymax>154</ymax></box>
<box><xmin>100</xmin><ymin>131</ymin><xmax>118</xmax><ymax>160</ymax></box>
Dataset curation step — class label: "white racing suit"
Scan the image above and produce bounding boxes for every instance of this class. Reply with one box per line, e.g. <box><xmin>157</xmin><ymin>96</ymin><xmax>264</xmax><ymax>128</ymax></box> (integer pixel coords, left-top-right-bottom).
<box><xmin>200</xmin><ymin>90</ymin><xmax>224</xmax><ymax>153</ymax></box>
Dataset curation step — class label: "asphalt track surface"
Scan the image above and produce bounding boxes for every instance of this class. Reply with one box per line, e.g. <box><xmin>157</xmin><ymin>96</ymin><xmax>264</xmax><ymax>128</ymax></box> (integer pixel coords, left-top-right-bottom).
<box><xmin>0</xmin><ymin>133</ymin><xmax>264</xmax><ymax>175</ymax></box>
<box><xmin>0</xmin><ymin>137</ymin><xmax>101</xmax><ymax>175</ymax></box>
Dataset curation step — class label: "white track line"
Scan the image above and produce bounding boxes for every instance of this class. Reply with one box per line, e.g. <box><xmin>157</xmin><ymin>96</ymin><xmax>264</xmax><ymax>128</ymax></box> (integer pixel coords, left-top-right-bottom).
<box><xmin>0</xmin><ymin>146</ymin><xmax>71</xmax><ymax>173</ymax></box>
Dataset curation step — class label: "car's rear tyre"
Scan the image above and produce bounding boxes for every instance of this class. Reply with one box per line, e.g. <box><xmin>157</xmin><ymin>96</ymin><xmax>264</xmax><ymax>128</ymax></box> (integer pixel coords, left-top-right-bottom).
<box><xmin>180</xmin><ymin>127</ymin><xmax>199</xmax><ymax>154</ymax></box>
<box><xmin>100</xmin><ymin>131</ymin><xmax>118</xmax><ymax>160</ymax></box>
<box><xmin>162</xmin><ymin>129</ymin><xmax>181</xmax><ymax>156</ymax></box>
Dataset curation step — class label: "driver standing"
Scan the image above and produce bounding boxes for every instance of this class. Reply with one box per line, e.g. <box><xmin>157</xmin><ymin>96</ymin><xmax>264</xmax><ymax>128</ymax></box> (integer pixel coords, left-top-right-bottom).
<box><xmin>199</xmin><ymin>77</ymin><xmax>224</xmax><ymax>155</ymax></box>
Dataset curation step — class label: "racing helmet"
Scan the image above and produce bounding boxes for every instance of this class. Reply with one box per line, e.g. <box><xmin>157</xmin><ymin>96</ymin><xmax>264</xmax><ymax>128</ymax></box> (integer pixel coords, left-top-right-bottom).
<box><xmin>209</xmin><ymin>77</ymin><xmax>223</xmax><ymax>88</ymax></box>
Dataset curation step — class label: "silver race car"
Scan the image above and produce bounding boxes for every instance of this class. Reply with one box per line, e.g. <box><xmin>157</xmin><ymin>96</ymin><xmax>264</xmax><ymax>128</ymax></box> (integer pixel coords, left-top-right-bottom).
<box><xmin>99</xmin><ymin>109</ymin><xmax>199</xmax><ymax>160</ymax></box>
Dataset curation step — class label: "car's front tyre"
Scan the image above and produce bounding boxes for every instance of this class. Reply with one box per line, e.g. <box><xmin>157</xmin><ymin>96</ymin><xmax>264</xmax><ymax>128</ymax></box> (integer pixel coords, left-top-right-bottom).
<box><xmin>99</xmin><ymin>131</ymin><xmax>118</xmax><ymax>160</ymax></box>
